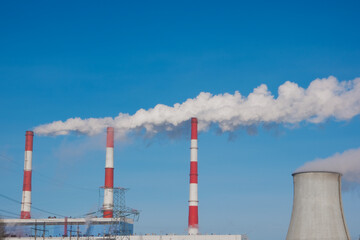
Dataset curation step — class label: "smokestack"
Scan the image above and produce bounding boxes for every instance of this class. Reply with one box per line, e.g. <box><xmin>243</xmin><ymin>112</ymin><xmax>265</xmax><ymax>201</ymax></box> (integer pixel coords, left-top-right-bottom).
<box><xmin>287</xmin><ymin>171</ymin><xmax>350</xmax><ymax>240</ymax></box>
<box><xmin>103</xmin><ymin>127</ymin><xmax>114</xmax><ymax>218</ymax></box>
<box><xmin>21</xmin><ymin>131</ymin><xmax>33</xmax><ymax>219</ymax></box>
<box><xmin>188</xmin><ymin>118</ymin><xmax>199</xmax><ymax>235</ymax></box>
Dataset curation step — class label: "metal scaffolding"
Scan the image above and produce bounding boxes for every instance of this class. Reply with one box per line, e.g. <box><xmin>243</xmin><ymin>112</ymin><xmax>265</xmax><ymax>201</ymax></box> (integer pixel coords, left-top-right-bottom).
<box><xmin>107</xmin><ymin>187</ymin><xmax>140</xmax><ymax>240</ymax></box>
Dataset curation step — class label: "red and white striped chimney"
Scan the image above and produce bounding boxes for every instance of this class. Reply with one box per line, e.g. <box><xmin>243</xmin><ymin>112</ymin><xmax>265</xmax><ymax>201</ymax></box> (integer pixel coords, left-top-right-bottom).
<box><xmin>103</xmin><ymin>127</ymin><xmax>114</xmax><ymax>218</ymax></box>
<box><xmin>188</xmin><ymin>118</ymin><xmax>199</xmax><ymax>235</ymax></box>
<box><xmin>21</xmin><ymin>131</ymin><xmax>33</xmax><ymax>219</ymax></box>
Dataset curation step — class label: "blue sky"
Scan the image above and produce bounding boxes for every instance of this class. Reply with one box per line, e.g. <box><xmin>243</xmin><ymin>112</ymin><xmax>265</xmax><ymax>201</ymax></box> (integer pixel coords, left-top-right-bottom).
<box><xmin>0</xmin><ymin>1</ymin><xmax>360</xmax><ymax>239</ymax></box>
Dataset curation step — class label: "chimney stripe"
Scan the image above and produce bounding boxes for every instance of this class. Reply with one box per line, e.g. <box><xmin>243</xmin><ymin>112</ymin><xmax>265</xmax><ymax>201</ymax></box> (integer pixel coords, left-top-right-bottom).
<box><xmin>188</xmin><ymin>206</ymin><xmax>198</xmax><ymax>226</ymax></box>
<box><xmin>22</xmin><ymin>171</ymin><xmax>32</xmax><ymax>191</ymax></box>
<box><xmin>190</xmin><ymin>162</ymin><xmax>198</xmax><ymax>183</ymax></box>
<box><xmin>25</xmin><ymin>131</ymin><xmax>33</xmax><ymax>151</ymax></box>
<box><xmin>24</xmin><ymin>151</ymin><xmax>32</xmax><ymax>170</ymax></box>
<box><xmin>106</xmin><ymin>128</ymin><xmax>114</xmax><ymax>148</ymax></box>
<box><xmin>105</xmin><ymin>168</ymin><xmax>114</xmax><ymax>188</ymax></box>
<box><xmin>191</xmin><ymin>118</ymin><xmax>198</xmax><ymax>140</ymax></box>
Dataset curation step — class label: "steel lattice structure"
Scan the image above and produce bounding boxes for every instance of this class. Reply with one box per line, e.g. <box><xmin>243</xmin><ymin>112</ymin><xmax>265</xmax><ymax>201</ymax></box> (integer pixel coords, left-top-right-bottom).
<box><xmin>107</xmin><ymin>187</ymin><xmax>140</xmax><ymax>240</ymax></box>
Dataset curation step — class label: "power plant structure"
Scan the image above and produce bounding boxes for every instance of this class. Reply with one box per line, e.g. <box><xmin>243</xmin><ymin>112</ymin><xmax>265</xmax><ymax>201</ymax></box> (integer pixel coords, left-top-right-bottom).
<box><xmin>2</xmin><ymin>121</ymin><xmax>355</xmax><ymax>240</ymax></box>
<box><xmin>103</xmin><ymin>127</ymin><xmax>115</xmax><ymax>219</ymax></box>
<box><xmin>0</xmin><ymin>118</ymin><xmax>247</xmax><ymax>240</ymax></box>
<box><xmin>188</xmin><ymin>118</ymin><xmax>199</xmax><ymax>235</ymax></box>
<box><xmin>2</xmin><ymin>127</ymin><xmax>138</xmax><ymax>238</ymax></box>
<box><xmin>287</xmin><ymin>171</ymin><xmax>350</xmax><ymax>240</ymax></box>
<box><xmin>21</xmin><ymin>131</ymin><xmax>34</xmax><ymax>219</ymax></box>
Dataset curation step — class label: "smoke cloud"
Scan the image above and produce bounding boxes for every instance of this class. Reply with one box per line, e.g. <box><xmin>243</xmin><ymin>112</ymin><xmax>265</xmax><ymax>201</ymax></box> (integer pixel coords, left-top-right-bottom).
<box><xmin>295</xmin><ymin>147</ymin><xmax>360</xmax><ymax>183</ymax></box>
<box><xmin>34</xmin><ymin>76</ymin><xmax>360</xmax><ymax>138</ymax></box>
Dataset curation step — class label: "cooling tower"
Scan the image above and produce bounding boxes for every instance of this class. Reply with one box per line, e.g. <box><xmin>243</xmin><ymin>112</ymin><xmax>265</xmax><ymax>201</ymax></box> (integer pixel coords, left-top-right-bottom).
<box><xmin>286</xmin><ymin>171</ymin><xmax>350</xmax><ymax>240</ymax></box>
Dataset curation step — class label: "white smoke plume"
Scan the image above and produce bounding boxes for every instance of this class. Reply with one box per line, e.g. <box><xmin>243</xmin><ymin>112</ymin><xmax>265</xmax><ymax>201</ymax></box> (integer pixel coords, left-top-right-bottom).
<box><xmin>295</xmin><ymin>147</ymin><xmax>360</xmax><ymax>183</ymax></box>
<box><xmin>34</xmin><ymin>76</ymin><xmax>360</xmax><ymax>138</ymax></box>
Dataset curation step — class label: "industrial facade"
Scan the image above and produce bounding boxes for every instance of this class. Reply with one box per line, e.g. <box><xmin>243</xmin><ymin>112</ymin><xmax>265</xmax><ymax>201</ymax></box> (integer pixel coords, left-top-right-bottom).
<box><xmin>2</xmin><ymin>218</ymin><xmax>134</xmax><ymax>238</ymax></box>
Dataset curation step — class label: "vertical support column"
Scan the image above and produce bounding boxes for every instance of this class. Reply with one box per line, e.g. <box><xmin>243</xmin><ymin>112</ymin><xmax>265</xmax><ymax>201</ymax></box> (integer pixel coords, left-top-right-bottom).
<box><xmin>64</xmin><ymin>217</ymin><xmax>68</xmax><ymax>237</ymax></box>
<box><xmin>21</xmin><ymin>131</ymin><xmax>33</xmax><ymax>219</ymax></box>
<box><xmin>103</xmin><ymin>127</ymin><xmax>114</xmax><ymax>218</ymax></box>
<box><xmin>188</xmin><ymin>118</ymin><xmax>199</xmax><ymax>235</ymax></box>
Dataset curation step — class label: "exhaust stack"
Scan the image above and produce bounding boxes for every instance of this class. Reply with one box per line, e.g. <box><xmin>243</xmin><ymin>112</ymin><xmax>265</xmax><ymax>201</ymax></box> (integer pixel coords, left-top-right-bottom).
<box><xmin>21</xmin><ymin>131</ymin><xmax>33</xmax><ymax>219</ymax></box>
<box><xmin>188</xmin><ymin>118</ymin><xmax>199</xmax><ymax>235</ymax></box>
<box><xmin>103</xmin><ymin>127</ymin><xmax>114</xmax><ymax>218</ymax></box>
<box><xmin>286</xmin><ymin>171</ymin><xmax>350</xmax><ymax>240</ymax></box>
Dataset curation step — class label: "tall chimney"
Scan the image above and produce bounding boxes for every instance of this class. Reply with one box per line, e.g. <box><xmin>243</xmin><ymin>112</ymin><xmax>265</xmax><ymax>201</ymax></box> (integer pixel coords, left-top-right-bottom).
<box><xmin>287</xmin><ymin>171</ymin><xmax>350</xmax><ymax>240</ymax></box>
<box><xmin>21</xmin><ymin>131</ymin><xmax>33</xmax><ymax>219</ymax></box>
<box><xmin>188</xmin><ymin>118</ymin><xmax>199</xmax><ymax>235</ymax></box>
<box><xmin>103</xmin><ymin>127</ymin><xmax>114</xmax><ymax>218</ymax></box>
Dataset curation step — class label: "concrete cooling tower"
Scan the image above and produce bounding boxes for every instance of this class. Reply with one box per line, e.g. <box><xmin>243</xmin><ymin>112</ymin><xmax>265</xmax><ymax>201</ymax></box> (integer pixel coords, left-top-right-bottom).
<box><xmin>286</xmin><ymin>171</ymin><xmax>350</xmax><ymax>240</ymax></box>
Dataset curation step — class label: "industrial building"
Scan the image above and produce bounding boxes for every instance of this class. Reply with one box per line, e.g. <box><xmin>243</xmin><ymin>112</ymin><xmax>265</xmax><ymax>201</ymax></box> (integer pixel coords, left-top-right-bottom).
<box><xmin>0</xmin><ymin>119</ymin><xmax>354</xmax><ymax>240</ymax></box>
<box><xmin>2</xmin><ymin>127</ymin><xmax>137</xmax><ymax>238</ymax></box>
<box><xmin>4</xmin><ymin>235</ymin><xmax>245</xmax><ymax>240</ymax></box>
<box><xmin>0</xmin><ymin>118</ymin><xmax>246</xmax><ymax>240</ymax></box>
<box><xmin>2</xmin><ymin>218</ymin><xmax>134</xmax><ymax>238</ymax></box>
